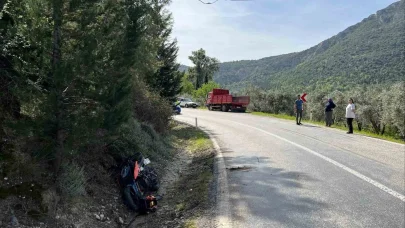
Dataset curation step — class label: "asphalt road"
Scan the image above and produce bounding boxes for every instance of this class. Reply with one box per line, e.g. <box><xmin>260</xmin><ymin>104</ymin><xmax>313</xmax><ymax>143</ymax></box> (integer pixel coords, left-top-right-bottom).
<box><xmin>175</xmin><ymin>109</ymin><xmax>405</xmax><ymax>228</ymax></box>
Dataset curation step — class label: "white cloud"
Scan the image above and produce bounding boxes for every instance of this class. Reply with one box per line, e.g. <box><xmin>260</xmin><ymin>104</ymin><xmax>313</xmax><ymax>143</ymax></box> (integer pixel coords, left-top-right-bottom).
<box><xmin>168</xmin><ymin>0</ymin><xmax>398</xmax><ymax>66</ymax></box>
<box><xmin>168</xmin><ymin>0</ymin><xmax>304</xmax><ymax>65</ymax></box>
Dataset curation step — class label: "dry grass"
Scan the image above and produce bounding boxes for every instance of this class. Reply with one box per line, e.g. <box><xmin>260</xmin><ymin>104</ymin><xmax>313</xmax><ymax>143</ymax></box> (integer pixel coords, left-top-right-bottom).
<box><xmin>170</xmin><ymin>123</ymin><xmax>214</xmax><ymax>210</ymax></box>
<box><xmin>182</xmin><ymin>220</ymin><xmax>198</xmax><ymax>228</ymax></box>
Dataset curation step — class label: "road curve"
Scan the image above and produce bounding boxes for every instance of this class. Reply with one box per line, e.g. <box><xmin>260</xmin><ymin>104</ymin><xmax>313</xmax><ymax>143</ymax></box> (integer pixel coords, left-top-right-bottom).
<box><xmin>175</xmin><ymin>109</ymin><xmax>405</xmax><ymax>228</ymax></box>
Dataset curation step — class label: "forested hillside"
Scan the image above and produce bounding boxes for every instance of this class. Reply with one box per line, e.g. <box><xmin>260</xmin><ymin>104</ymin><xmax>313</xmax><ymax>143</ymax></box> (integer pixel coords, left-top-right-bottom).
<box><xmin>0</xmin><ymin>0</ymin><xmax>186</xmax><ymax>226</ymax></box>
<box><xmin>214</xmin><ymin>1</ymin><xmax>405</xmax><ymax>91</ymax></box>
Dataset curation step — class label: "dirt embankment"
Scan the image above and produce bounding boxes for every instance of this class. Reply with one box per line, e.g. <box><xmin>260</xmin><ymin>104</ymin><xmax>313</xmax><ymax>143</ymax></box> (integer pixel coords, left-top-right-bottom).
<box><xmin>0</xmin><ymin>123</ymin><xmax>216</xmax><ymax>228</ymax></box>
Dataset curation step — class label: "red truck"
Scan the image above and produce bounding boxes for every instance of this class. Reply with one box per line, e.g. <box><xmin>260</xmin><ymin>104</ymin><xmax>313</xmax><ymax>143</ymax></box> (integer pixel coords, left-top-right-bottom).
<box><xmin>206</xmin><ymin>88</ymin><xmax>250</xmax><ymax>112</ymax></box>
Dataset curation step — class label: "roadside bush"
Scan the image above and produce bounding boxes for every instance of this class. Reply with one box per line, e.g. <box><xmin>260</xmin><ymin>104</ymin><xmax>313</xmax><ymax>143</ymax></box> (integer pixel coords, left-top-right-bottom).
<box><xmin>245</xmin><ymin>87</ymin><xmax>294</xmax><ymax>115</ymax></box>
<box><xmin>331</xmin><ymin>92</ymin><xmax>347</xmax><ymax>125</ymax></box>
<box><xmin>180</xmin><ymin>73</ymin><xmax>195</xmax><ymax>95</ymax></box>
<box><xmin>141</xmin><ymin>122</ymin><xmax>159</xmax><ymax>141</ymax></box>
<box><xmin>58</xmin><ymin>163</ymin><xmax>86</xmax><ymax>198</ymax></box>
<box><xmin>245</xmin><ymin>87</ymin><xmax>266</xmax><ymax>112</ymax></box>
<box><xmin>193</xmin><ymin>81</ymin><xmax>220</xmax><ymax>105</ymax></box>
<box><xmin>132</xmin><ymin>81</ymin><xmax>172</xmax><ymax>133</ymax></box>
<box><xmin>306</xmin><ymin>91</ymin><xmax>326</xmax><ymax>121</ymax></box>
<box><xmin>381</xmin><ymin>83</ymin><xmax>405</xmax><ymax>138</ymax></box>
<box><xmin>244</xmin><ymin>82</ymin><xmax>404</xmax><ymax>140</ymax></box>
<box><xmin>108</xmin><ymin>118</ymin><xmax>172</xmax><ymax>172</ymax></box>
<box><xmin>352</xmin><ymin>87</ymin><xmax>385</xmax><ymax>134</ymax></box>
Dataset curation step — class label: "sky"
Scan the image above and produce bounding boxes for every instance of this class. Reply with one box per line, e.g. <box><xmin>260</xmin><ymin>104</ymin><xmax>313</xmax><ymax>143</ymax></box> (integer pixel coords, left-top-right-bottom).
<box><xmin>168</xmin><ymin>0</ymin><xmax>399</xmax><ymax>66</ymax></box>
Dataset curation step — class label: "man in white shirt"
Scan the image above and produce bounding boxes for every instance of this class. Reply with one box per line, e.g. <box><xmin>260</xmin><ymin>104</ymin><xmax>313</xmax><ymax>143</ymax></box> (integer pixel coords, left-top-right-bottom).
<box><xmin>345</xmin><ymin>98</ymin><xmax>356</xmax><ymax>134</ymax></box>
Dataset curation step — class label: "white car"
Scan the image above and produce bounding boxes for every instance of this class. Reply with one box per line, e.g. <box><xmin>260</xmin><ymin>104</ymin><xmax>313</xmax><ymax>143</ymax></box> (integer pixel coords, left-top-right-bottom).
<box><xmin>179</xmin><ymin>98</ymin><xmax>199</xmax><ymax>108</ymax></box>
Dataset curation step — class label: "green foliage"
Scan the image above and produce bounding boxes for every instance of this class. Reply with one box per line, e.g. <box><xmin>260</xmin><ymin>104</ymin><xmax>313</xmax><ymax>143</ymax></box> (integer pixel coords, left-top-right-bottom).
<box><xmin>193</xmin><ymin>81</ymin><xmax>220</xmax><ymax>104</ymax></box>
<box><xmin>58</xmin><ymin>162</ymin><xmax>86</xmax><ymax>198</ymax></box>
<box><xmin>108</xmin><ymin>118</ymin><xmax>172</xmax><ymax>167</ymax></box>
<box><xmin>180</xmin><ymin>73</ymin><xmax>195</xmax><ymax>95</ymax></box>
<box><xmin>145</xmin><ymin>6</ymin><xmax>182</xmax><ymax>102</ymax></box>
<box><xmin>188</xmin><ymin>48</ymin><xmax>220</xmax><ymax>89</ymax></box>
<box><xmin>214</xmin><ymin>1</ymin><xmax>404</xmax><ymax>91</ymax></box>
<box><xmin>243</xmin><ymin>86</ymin><xmax>295</xmax><ymax>115</ymax></box>
<box><xmin>0</xmin><ymin>0</ymin><xmax>181</xmax><ymax>180</ymax></box>
<box><xmin>381</xmin><ymin>82</ymin><xmax>405</xmax><ymax>137</ymax></box>
<box><xmin>247</xmin><ymin>82</ymin><xmax>405</xmax><ymax>140</ymax></box>
<box><xmin>132</xmin><ymin>80</ymin><xmax>173</xmax><ymax>133</ymax></box>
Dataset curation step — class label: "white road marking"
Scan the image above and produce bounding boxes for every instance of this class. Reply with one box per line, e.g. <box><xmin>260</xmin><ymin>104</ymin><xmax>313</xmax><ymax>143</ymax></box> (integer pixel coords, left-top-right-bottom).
<box><xmin>231</xmin><ymin>121</ymin><xmax>405</xmax><ymax>202</ymax></box>
<box><xmin>210</xmin><ymin>134</ymin><xmax>232</xmax><ymax>228</ymax></box>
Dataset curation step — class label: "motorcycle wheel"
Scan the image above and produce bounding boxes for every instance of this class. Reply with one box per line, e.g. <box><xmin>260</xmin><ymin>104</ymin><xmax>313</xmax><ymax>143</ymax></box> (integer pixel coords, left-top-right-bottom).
<box><xmin>142</xmin><ymin>166</ymin><xmax>160</xmax><ymax>192</ymax></box>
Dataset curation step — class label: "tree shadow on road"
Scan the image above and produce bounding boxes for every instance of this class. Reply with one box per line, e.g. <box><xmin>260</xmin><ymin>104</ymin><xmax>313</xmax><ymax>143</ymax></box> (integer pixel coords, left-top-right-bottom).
<box><xmin>220</xmin><ymin>155</ymin><xmax>328</xmax><ymax>227</ymax></box>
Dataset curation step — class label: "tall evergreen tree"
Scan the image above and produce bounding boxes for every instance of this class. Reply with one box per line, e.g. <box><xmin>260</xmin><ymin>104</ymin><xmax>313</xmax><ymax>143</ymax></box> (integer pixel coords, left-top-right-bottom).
<box><xmin>148</xmin><ymin>39</ymin><xmax>183</xmax><ymax>102</ymax></box>
<box><xmin>0</xmin><ymin>0</ymin><xmax>177</xmax><ymax>175</ymax></box>
<box><xmin>188</xmin><ymin>48</ymin><xmax>219</xmax><ymax>89</ymax></box>
<box><xmin>142</xmin><ymin>1</ymin><xmax>182</xmax><ymax>102</ymax></box>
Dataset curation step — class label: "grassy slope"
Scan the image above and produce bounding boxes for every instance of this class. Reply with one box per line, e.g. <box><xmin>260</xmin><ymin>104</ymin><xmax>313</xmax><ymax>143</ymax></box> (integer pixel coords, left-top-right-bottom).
<box><xmin>170</xmin><ymin>124</ymin><xmax>214</xmax><ymax>228</ymax></box>
<box><xmin>140</xmin><ymin>122</ymin><xmax>215</xmax><ymax>228</ymax></box>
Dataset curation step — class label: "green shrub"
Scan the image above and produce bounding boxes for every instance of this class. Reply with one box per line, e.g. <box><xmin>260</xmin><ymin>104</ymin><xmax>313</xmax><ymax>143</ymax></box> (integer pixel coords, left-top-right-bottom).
<box><xmin>141</xmin><ymin>122</ymin><xmax>159</xmax><ymax>141</ymax></box>
<box><xmin>243</xmin><ymin>83</ymin><xmax>404</xmax><ymax>140</ymax></box>
<box><xmin>107</xmin><ymin>118</ymin><xmax>172</xmax><ymax>172</ymax></box>
<box><xmin>58</xmin><ymin>163</ymin><xmax>86</xmax><ymax>198</ymax></box>
<box><xmin>132</xmin><ymin>81</ymin><xmax>172</xmax><ymax>133</ymax></box>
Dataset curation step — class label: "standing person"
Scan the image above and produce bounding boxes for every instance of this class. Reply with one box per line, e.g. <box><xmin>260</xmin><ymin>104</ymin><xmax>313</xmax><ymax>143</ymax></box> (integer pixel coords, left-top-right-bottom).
<box><xmin>325</xmin><ymin>98</ymin><xmax>336</xmax><ymax>127</ymax></box>
<box><xmin>345</xmin><ymin>98</ymin><xmax>356</xmax><ymax>134</ymax></box>
<box><xmin>294</xmin><ymin>95</ymin><xmax>304</xmax><ymax>125</ymax></box>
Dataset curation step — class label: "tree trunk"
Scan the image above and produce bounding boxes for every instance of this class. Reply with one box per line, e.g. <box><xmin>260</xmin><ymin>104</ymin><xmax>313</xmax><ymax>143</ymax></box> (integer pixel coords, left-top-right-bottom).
<box><xmin>52</xmin><ymin>0</ymin><xmax>64</xmax><ymax>173</ymax></box>
<box><xmin>357</xmin><ymin>122</ymin><xmax>362</xmax><ymax>131</ymax></box>
<box><xmin>204</xmin><ymin>72</ymin><xmax>209</xmax><ymax>84</ymax></box>
<box><xmin>370</xmin><ymin>120</ymin><xmax>380</xmax><ymax>134</ymax></box>
<box><xmin>381</xmin><ymin>124</ymin><xmax>386</xmax><ymax>135</ymax></box>
<box><xmin>196</xmin><ymin>65</ymin><xmax>202</xmax><ymax>89</ymax></box>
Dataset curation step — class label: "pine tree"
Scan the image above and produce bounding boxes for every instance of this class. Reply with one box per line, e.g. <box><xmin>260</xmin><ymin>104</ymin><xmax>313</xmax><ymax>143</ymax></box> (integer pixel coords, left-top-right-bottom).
<box><xmin>148</xmin><ymin>39</ymin><xmax>183</xmax><ymax>102</ymax></box>
<box><xmin>140</xmin><ymin>1</ymin><xmax>183</xmax><ymax>102</ymax></box>
<box><xmin>1</xmin><ymin>0</ymin><xmax>179</xmax><ymax>174</ymax></box>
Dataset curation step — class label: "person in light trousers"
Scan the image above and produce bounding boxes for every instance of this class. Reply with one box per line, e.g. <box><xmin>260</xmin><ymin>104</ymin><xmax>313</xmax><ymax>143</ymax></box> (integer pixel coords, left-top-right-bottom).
<box><xmin>345</xmin><ymin>98</ymin><xmax>356</xmax><ymax>134</ymax></box>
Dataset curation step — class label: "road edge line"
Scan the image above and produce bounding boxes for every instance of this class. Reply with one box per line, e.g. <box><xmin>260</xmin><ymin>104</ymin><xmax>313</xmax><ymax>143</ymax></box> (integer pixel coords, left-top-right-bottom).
<box><xmin>201</xmin><ymin>128</ymin><xmax>232</xmax><ymax>228</ymax></box>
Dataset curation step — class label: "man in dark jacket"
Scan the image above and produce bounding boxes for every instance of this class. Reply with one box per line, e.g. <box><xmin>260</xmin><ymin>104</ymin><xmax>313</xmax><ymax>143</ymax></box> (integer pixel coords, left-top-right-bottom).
<box><xmin>325</xmin><ymin>98</ymin><xmax>336</xmax><ymax>127</ymax></box>
<box><xmin>294</xmin><ymin>95</ymin><xmax>304</xmax><ymax>125</ymax></box>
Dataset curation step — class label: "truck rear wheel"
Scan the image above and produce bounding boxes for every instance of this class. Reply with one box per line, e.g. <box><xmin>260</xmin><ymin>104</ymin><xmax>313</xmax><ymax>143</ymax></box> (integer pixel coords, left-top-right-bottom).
<box><xmin>208</xmin><ymin>105</ymin><xmax>212</xmax><ymax>111</ymax></box>
<box><xmin>222</xmin><ymin>105</ymin><xmax>229</xmax><ymax>112</ymax></box>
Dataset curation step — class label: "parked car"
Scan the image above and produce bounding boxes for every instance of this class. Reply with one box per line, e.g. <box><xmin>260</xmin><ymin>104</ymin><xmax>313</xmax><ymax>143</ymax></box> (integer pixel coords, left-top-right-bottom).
<box><xmin>178</xmin><ymin>98</ymin><xmax>199</xmax><ymax>108</ymax></box>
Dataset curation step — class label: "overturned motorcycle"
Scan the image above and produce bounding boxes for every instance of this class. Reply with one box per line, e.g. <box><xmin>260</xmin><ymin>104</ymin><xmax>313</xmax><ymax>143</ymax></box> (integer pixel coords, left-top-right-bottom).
<box><xmin>116</xmin><ymin>153</ymin><xmax>160</xmax><ymax>214</ymax></box>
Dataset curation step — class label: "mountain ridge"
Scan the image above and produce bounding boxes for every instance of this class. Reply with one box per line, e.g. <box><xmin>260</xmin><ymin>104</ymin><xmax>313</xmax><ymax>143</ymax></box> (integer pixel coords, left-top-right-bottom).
<box><xmin>212</xmin><ymin>1</ymin><xmax>404</xmax><ymax>91</ymax></box>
